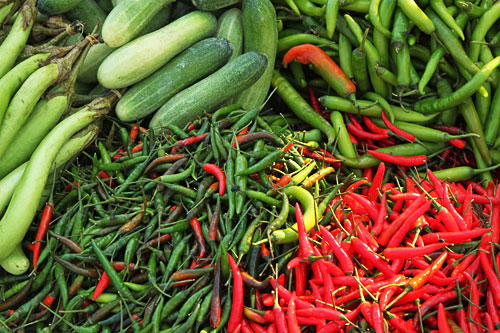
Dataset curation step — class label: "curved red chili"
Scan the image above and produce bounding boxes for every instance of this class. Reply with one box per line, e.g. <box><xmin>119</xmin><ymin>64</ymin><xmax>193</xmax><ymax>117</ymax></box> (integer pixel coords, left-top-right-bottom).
<box><xmin>381</xmin><ymin>110</ymin><xmax>415</xmax><ymax>142</ymax></box>
<box><xmin>227</xmin><ymin>253</ymin><xmax>243</xmax><ymax>333</ymax></box>
<box><xmin>283</xmin><ymin>44</ymin><xmax>356</xmax><ymax>99</ymax></box>
<box><xmin>203</xmin><ymin>163</ymin><xmax>225</xmax><ymax>196</ymax></box>
<box><xmin>366</xmin><ymin>150</ymin><xmax>427</xmax><ymax>166</ymax></box>
<box><xmin>33</xmin><ymin>202</ymin><xmax>54</xmax><ymax>272</ymax></box>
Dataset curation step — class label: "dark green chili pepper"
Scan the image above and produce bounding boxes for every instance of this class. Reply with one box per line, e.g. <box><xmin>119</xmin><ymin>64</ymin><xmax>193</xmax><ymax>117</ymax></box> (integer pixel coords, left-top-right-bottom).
<box><xmin>247</xmin><ymin>229</ymin><xmax>262</xmax><ymax>279</ymax></box>
<box><xmin>459</xmin><ymin>97</ymin><xmax>492</xmax><ymax>165</ymax></box>
<box><xmin>211</xmin><ymin>294</ymin><xmax>230</xmax><ymax>332</ymax></box>
<box><xmin>0</xmin><ymin>277</ymin><xmax>32</xmax><ymax>312</ymax></box>
<box><xmin>91</xmin><ymin>240</ymin><xmax>137</xmax><ymax>304</ymax></box>
<box><xmin>267</xmin><ymin>193</ymin><xmax>290</xmax><ymax>233</ymax></box>
<box><xmin>212</xmin><ymin>104</ymin><xmax>242</xmax><ymax>124</ymax></box>
<box><xmin>391</xmin><ymin>8</ymin><xmax>411</xmax><ymax>90</ymax></box>
<box><xmin>151</xmin><ymin>296</ymin><xmax>164</xmax><ymax>333</ymax></box>
<box><xmin>51</xmin><ymin>253</ymin><xmax>99</xmax><ymax>278</ymax></box>
<box><xmin>229</xmin><ymin>212</ymin><xmax>249</xmax><ymax>251</ymax></box>
<box><xmin>231</xmin><ymin>108</ymin><xmax>260</xmax><ymax>132</ymax></box>
<box><xmin>165</xmin><ymin>183</ymin><xmax>197</xmax><ymax>199</ymax></box>
<box><xmin>236</xmin><ymin>151</ymin><xmax>283</xmax><ymax>176</ymax></box>
<box><xmin>164</xmin><ymin>234</ymin><xmax>190</xmax><ymax>280</ymax></box>
<box><xmin>170</xmin><ymin>285</ymin><xmax>212</xmax><ymax>324</ymax></box>
<box><xmin>235</xmin><ymin>152</ymin><xmax>248</xmax><ymax>215</ymax></box>
<box><xmin>87</xmin><ymin>299</ymin><xmax>122</xmax><ymax>325</ymax></box>
<box><xmin>54</xmin><ymin>263</ymin><xmax>69</xmax><ymax>308</ymax></box>
<box><xmin>8</xmin><ymin>279</ymin><xmax>53</xmax><ymax>323</ymax></box>
<box><xmin>197</xmin><ymin>290</ymin><xmax>213</xmax><ymax>332</ymax></box>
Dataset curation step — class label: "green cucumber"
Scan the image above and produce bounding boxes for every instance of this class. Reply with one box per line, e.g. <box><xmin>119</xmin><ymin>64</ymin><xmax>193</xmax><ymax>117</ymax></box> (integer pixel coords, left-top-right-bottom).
<box><xmin>102</xmin><ymin>0</ymin><xmax>174</xmax><ymax>48</ymax></box>
<box><xmin>192</xmin><ymin>0</ymin><xmax>241</xmax><ymax>11</ymax></box>
<box><xmin>66</xmin><ymin>0</ymin><xmax>107</xmax><ymax>34</ymax></box>
<box><xmin>233</xmin><ymin>0</ymin><xmax>278</xmax><ymax>110</ymax></box>
<box><xmin>150</xmin><ymin>51</ymin><xmax>267</xmax><ymax>132</ymax></box>
<box><xmin>37</xmin><ymin>0</ymin><xmax>83</xmax><ymax>14</ymax></box>
<box><xmin>116</xmin><ymin>37</ymin><xmax>232</xmax><ymax>122</ymax></box>
<box><xmin>97</xmin><ymin>0</ymin><xmax>114</xmax><ymax>12</ymax></box>
<box><xmin>216</xmin><ymin>8</ymin><xmax>243</xmax><ymax>62</ymax></box>
<box><xmin>98</xmin><ymin>11</ymin><xmax>217</xmax><ymax>89</ymax></box>
<box><xmin>135</xmin><ymin>5</ymin><xmax>172</xmax><ymax>38</ymax></box>
<box><xmin>77</xmin><ymin>44</ymin><xmax>114</xmax><ymax>84</ymax></box>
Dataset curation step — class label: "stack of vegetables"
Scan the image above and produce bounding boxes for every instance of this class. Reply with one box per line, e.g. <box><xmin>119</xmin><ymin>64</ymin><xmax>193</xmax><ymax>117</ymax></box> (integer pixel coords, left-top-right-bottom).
<box><xmin>1</xmin><ymin>0</ymin><xmax>500</xmax><ymax>332</ymax></box>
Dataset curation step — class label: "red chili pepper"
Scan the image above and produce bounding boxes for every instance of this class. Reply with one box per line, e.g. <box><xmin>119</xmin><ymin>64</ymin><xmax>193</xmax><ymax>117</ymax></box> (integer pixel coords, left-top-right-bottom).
<box><xmin>187</xmin><ymin>123</ymin><xmax>196</xmax><ymax>131</ymax></box>
<box><xmin>272</xmin><ymin>298</ymin><xmax>289</xmax><ymax>333</ymax></box>
<box><xmin>384</xmin><ymin>243</ymin><xmax>447</xmax><ymax>260</ymax></box>
<box><xmin>275</xmin><ymin>174</ymin><xmax>292</xmax><ymax>188</ymax></box>
<box><xmin>270</xmin><ymin>279</ymin><xmax>314</xmax><ymax>309</ymax></box>
<box><xmin>348</xmin><ymin>132</ymin><xmax>358</xmax><ymax>144</ymax></box>
<box><xmin>244</xmin><ymin>308</ymin><xmax>267</xmax><ymax>324</ymax></box>
<box><xmin>351</xmin><ymin>238</ymin><xmax>395</xmax><ymax>278</ymax></box>
<box><xmin>448</xmin><ymin>138</ymin><xmax>466</xmax><ymax>149</ymax></box>
<box><xmin>129</xmin><ymin>124</ymin><xmax>139</xmax><ymax>143</ymax></box>
<box><xmin>40</xmin><ymin>294</ymin><xmax>55</xmax><ymax>309</ymax></box>
<box><xmin>407</xmin><ymin>251</ymin><xmax>448</xmax><ymax>290</ymax></box>
<box><xmin>378</xmin><ymin>195</ymin><xmax>426</xmax><ymax>246</ymax></box>
<box><xmin>347</xmin><ymin>123</ymin><xmax>389</xmax><ymax>140</ymax></box>
<box><xmin>241</xmin><ymin>318</ymin><xmax>253</xmax><ymax>333</ymax></box>
<box><xmin>301</xmin><ymin>146</ymin><xmax>340</xmax><ymax>165</ymax></box>
<box><xmin>203</xmin><ymin>163</ymin><xmax>226</xmax><ymax>196</ymax></box>
<box><xmin>308</xmin><ymin>86</ymin><xmax>324</xmax><ymax>117</ymax></box>
<box><xmin>372</xmin><ymin>192</ymin><xmax>387</xmax><ymax>236</ymax></box>
<box><xmin>227</xmin><ymin>253</ymin><xmax>243</xmax><ymax>333</ymax></box>
<box><xmin>32</xmin><ymin>203</ymin><xmax>54</xmax><ymax>272</ymax></box>
<box><xmin>319</xmin><ymin>226</ymin><xmax>353</xmax><ymax>274</ymax></box>
<box><xmin>345</xmin><ymin>193</ymin><xmax>379</xmax><ymax>221</ymax></box>
<box><xmin>190</xmin><ymin>217</ymin><xmax>206</xmax><ymax>258</ymax></box>
<box><xmin>131</xmin><ymin>142</ymin><xmax>143</xmax><ymax>153</ymax></box>
<box><xmin>176</xmin><ymin>132</ymin><xmax>209</xmax><ymax>146</ymax></box>
<box><xmin>368</xmin><ymin>162</ymin><xmax>385</xmax><ymax>201</ymax></box>
<box><xmin>386</xmin><ymin>199</ymin><xmax>431</xmax><ymax>248</ymax></box>
<box><xmin>437</xmin><ymin>303</ymin><xmax>452</xmax><ymax>333</ymax></box>
<box><xmin>92</xmin><ymin>272</ymin><xmax>110</xmax><ymax>301</ymax></box>
<box><xmin>287</xmin><ymin>293</ymin><xmax>300</xmax><ymax>333</ymax></box>
<box><xmin>366</xmin><ymin>150</ymin><xmax>427</xmax><ymax>166</ymax></box>
<box><xmin>422</xmin><ymin>228</ymin><xmax>490</xmax><ymax>244</ymax></box>
<box><xmin>363</xmin><ymin>116</ymin><xmax>390</xmax><ymax>135</ymax></box>
<box><xmin>480</xmin><ymin>249</ymin><xmax>500</xmax><ymax>309</ymax></box>
<box><xmin>283</xmin><ymin>44</ymin><xmax>356</xmax><ymax>99</ymax></box>
<box><xmin>381</xmin><ymin>110</ymin><xmax>415</xmax><ymax>142</ymax></box>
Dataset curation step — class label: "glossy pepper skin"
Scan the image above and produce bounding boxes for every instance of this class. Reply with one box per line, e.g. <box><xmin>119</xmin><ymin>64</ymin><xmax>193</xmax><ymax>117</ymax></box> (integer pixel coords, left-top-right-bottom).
<box><xmin>283</xmin><ymin>44</ymin><xmax>356</xmax><ymax>99</ymax></box>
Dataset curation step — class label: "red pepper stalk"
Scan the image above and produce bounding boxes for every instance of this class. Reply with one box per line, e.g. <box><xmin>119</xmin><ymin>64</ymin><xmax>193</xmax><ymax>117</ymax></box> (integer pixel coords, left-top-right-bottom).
<box><xmin>283</xmin><ymin>44</ymin><xmax>356</xmax><ymax>103</ymax></box>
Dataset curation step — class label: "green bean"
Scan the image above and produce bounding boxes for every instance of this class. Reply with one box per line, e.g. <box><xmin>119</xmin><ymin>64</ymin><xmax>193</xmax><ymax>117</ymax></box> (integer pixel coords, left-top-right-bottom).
<box><xmin>0</xmin><ymin>0</ymin><xmax>36</xmax><ymax>79</ymax></box>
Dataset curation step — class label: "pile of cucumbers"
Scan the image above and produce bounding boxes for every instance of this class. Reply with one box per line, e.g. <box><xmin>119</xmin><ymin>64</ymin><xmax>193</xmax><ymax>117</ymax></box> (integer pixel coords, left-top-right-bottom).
<box><xmin>41</xmin><ymin>0</ymin><xmax>278</xmax><ymax>131</ymax></box>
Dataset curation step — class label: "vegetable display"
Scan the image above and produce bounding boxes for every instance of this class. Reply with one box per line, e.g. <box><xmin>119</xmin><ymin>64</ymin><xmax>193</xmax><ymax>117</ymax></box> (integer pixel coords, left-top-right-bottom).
<box><xmin>1</xmin><ymin>0</ymin><xmax>500</xmax><ymax>332</ymax></box>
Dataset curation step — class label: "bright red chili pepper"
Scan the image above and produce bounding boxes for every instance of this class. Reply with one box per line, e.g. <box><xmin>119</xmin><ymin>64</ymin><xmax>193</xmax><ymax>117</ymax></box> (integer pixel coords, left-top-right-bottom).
<box><xmin>283</xmin><ymin>44</ymin><xmax>356</xmax><ymax>99</ymax></box>
<box><xmin>363</xmin><ymin>116</ymin><xmax>390</xmax><ymax>135</ymax></box>
<box><xmin>319</xmin><ymin>226</ymin><xmax>353</xmax><ymax>274</ymax></box>
<box><xmin>227</xmin><ymin>253</ymin><xmax>243</xmax><ymax>333</ymax></box>
<box><xmin>368</xmin><ymin>162</ymin><xmax>385</xmax><ymax>201</ymax></box>
<box><xmin>40</xmin><ymin>294</ymin><xmax>55</xmax><ymax>308</ymax></box>
<box><xmin>272</xmin><ymin>298</ymin><xmax>288</xmax><ymax>333</ymax></box>
<box><xmin>381</xmin><ymin>110</ymin><xmax>415</xmax><ymax>142</ymax></box>
<box><xmin>129</xmin><ymin>124</ymin><xmax>139</xmax><ymax>143</ymax></box>
<box><xmin>384</xmin><ymin>242</ymin><xmax>447</xmax><ymax>260</ymax></box>
<box><xmin>308</xmin><ymin>86</ymin><xmax>324</xmax><ymax>117</ymax></box>
<box><xmin>32</xmin><ymin>202</ymin><xmax>54</xmax><ymax>272</ymax></box>
<box><xmin>176</xmin><ymin>132</ymin><xmax>209</xmax><ymax>147</ymax></box>
<box><xmin>92</xmin><ymin>272</ymin><xmax>110</xmax><ymax>301</ymax></box>
<box><xmin>351</xmin><ymin>238</ymin><xmax>395</xmax><ymax>278</ymax></box>
<box><xmin>422</xmin><ymin>228</ymin><xmax>490</xmax><ymax>244</ymax></box>
<box><xmin>347</xmin><ymin>123</ymin><xmax>389</xmax><ymax>140</ymax></box>
<box><xmin>366</xmin><ymin>150</ymin><xmax>427</xmax><ymax>166</ymax></box>
<box><xmin>203</xmin><ymin>163</ymin><xmax>225</xmax><ymax>196</ymax></box>
<box><xmin>480</xmin><ymin>249</ymin><xmax>500</xmax><ymax>308</ymax></box>
<box><xmin>386</xmin><ymin>199</ymin><xmax>431</xmax><ymax>248</ymax></box>
<box><xmin>437</xmin><ymin>303</ymin><xmax>452</xmax><ymax>333</ymax></box>
<box><xmin>287</xmin><ymin>293</ymin><xmax>300</xmax><ymax>333</ymax></box>
<box><xmin>241</xmin><ymin>318</ymin><xmax>253</xmax><ymax>333</ymax></box>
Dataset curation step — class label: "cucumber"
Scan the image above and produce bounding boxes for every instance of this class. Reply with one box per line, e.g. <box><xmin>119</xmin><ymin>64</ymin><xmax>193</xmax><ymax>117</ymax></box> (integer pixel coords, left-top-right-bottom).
<box><xmin>96</xmin><ymin>0</ymin><xmax>114</xmax><ymax>12</ymax></box>
<box><xmin>0</xmin><ymin>245</ymin><xmax>29</xmax><ymax>275</ymax></box>
<box><xmin>135</xmin><ymin>5</ymin><xmax>171</xmax><ymax>38</ymax></box>
<box><xmin>192</xmin><ymin>0</ymin><xmax>241</xmax><ymax>11</ymax></box>
<box><xmin>77</xmin><ymin>44</ymin><xmax>114</xmax><ymax>84</ymax></box>
<box><xmin>102</xmin><ymin>0</ymin><xmax>173</xmax><ymax>48</ymax></box>
<box><xmin>116</xmin><ymin>37</ymin><xmax>233</xmax><ymax>122</ymax></box>
<box><xmin>233</xmin><ymin>0</ymin><xmax>278</xmax><ymax>110</ymax></box>
<box><xmin>216</xmin><ymin>8</ymin><xmax>243</xmax><ymax>62</ymax></box>
<box><xmin>150</xmin><ymin>51</ymin><xmax>267</xmax><ymax>132</ymax></box>
<box><xmin>37</xmin><ymin>0</ymin><xmax>83</xmax><ymax>14</ymax></box>
<box><xmin>66</xmin><ymin>0</ymin><xmax>107</xmax><ymax>34</ymax></box>
<box><xmin>98</xmin><ymin>11</ymin><xmax>217</xmax><ymax>89</ymax></box>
